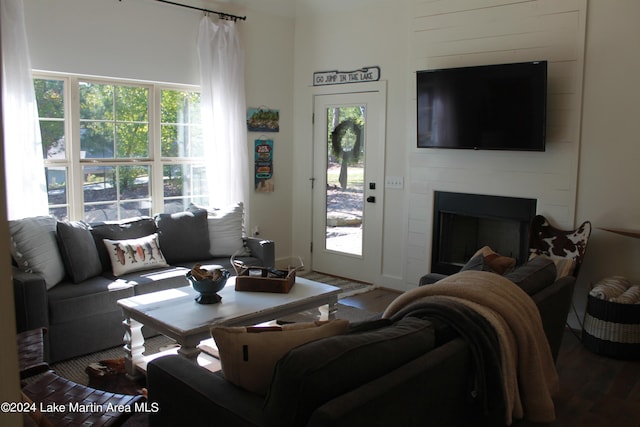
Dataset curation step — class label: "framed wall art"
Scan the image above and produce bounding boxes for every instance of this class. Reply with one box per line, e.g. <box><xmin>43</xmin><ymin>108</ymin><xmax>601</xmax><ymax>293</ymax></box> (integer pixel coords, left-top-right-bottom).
<box><xmin>247</xmin><ymin>108</ymin><xmax>279</xmax><ymax>132</ymax></box>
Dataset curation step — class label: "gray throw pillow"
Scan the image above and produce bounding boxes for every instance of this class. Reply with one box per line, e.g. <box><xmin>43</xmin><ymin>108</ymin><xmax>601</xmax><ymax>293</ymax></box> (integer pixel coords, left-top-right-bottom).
<box><xmin>155</xmin><ymin>209</ymin><xmax>210</xmax><ymax>264</ymax></box>
<box><xmin>9</xmin><ymin>216</ymin><xmax>66</xmax><ymax>289</ymax></box>
<box><xmin>56</xmin><ymin>220</ymin><xmax>103</xmax><ymax>283</ymax></box>
<box><xmin>504</xmin><ymin>256</ymin><xmax>557</xmax><ymax>295</ymax></box>
<box><xmin>460</xmin><ymin>254</ymin><xmax>492</xmax><ymax>272</ymax></box>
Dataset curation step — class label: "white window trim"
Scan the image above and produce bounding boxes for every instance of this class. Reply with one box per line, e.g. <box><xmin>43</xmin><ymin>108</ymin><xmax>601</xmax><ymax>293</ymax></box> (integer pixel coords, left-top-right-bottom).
<box><xmin>34</xmin><ymin>70</ymin><xmax>203</xmax><ymax>221</ymax></box>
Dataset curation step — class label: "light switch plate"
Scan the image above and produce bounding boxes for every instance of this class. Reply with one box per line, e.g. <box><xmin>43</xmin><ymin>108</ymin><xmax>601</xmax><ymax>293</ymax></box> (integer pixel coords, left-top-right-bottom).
<box><xmin>385</xmin><ymin>176</ymin><xmax>404</xmax><ymax>189</ymax></box>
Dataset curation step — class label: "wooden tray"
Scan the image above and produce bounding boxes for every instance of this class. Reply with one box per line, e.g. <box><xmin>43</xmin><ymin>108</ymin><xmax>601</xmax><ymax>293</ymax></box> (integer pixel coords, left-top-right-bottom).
<box><xmin>232</xmin><ymin>258</ymin><xmax>296</xmax><ymax>293</ymax></box>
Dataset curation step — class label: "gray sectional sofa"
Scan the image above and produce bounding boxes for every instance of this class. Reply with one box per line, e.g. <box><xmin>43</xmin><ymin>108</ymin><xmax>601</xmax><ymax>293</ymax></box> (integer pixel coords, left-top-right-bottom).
<box><xmin>147</xmin><ymin>256</ymin><xmax>575</xmax><ymax>427</ymax></box>
<box><xmin>10</xmin><ymin>204</ymin><xmax>274</xmax><ymax>362</ymax></box>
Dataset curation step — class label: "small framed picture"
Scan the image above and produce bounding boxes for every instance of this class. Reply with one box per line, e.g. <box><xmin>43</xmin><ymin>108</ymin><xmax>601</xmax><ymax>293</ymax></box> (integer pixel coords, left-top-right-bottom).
<box><xmin>247</xmin><ymin>108</ymin><xmax>279</xmax><ymax>132</ymax></box>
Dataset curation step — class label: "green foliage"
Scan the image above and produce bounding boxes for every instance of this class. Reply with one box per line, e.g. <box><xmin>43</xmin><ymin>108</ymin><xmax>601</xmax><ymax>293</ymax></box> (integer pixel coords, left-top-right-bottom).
<box><xmin>161</xmin><ymin>90</ymin><xmax>202</xmax><ymax>157</ymax></box>
<box><xmin>34</xmin><ymin>77</ymin><xmax>203</xmax><ymax>217</ymax></box>
<box><xmin>79</xmin><ymin>82</ymin><xmax>149</xmax><ymax>159</ymax></box>
<box><xmin>34</xmin><ymin>79</ymin><xmax>64</xmax><ymax>118</ymax></box>
<box><xmin>34</xmin><ymin>78</ymin><xmax>64</xmax><ymax>158</ymax></box>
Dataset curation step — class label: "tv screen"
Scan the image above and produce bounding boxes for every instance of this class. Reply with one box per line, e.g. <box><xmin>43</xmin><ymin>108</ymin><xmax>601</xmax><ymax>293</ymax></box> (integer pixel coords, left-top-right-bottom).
<box><xmin>417</xmin><ymin>61</ymin><xmax>547</xmax><ymax>151</ymax></box>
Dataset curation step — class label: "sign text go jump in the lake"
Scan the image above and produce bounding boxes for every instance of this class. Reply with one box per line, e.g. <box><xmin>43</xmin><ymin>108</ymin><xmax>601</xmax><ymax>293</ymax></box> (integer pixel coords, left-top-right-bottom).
<box><xmin>313</xmin><ymin>66</ymin><xmax>380</xmax><ymax>86</ymax></box>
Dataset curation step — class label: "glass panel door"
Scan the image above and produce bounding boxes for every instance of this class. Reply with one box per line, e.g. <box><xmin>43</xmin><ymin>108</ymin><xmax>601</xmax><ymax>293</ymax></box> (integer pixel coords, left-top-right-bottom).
<box><xmin>325</xmin><ymin>105</ymin><xmax>365</xmax><ymax>256</ymax></box>
<box><xmin>311</xmin><ymin>85</ymin><xmax>386</xmax><ymax>284</ymax></box>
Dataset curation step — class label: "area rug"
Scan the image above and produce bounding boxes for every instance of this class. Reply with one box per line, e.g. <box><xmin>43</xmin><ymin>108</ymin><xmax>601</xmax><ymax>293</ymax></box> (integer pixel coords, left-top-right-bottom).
<box><xmin>46</xmin><ymin>334</ymin><xmax>176</xmax><ymax>387</ymax></box>
<box><xmin>277</xmin><ymin>302</ymin><xmax>378</xmax><ymax>324</ymax></box>
<box><xmin>299</xmin><ymin>271</ymin><xmax>374</xmax><ymax>296</ymax></box>
<box><xmin>47</xmin><ymin>305</ymin><xmax>377</xmax><ymax>389</ymax></box>
<box><xmin>32</xmin><ymin>270</ymin><xmax>376</xmax><ymax>427</ymax></box>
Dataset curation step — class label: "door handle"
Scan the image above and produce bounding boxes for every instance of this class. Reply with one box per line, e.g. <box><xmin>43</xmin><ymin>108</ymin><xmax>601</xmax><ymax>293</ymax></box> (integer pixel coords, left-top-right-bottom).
<box><xmin>366</xmin><ymin>196</ymin><xmax>376</xmax><ymax>203</ymax></box>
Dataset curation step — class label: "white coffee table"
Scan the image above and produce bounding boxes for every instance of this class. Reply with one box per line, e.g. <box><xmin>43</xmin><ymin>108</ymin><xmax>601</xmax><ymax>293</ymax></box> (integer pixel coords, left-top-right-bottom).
<box><xmin>117</xmin><ymin>276</ymin><xmax>340</xmax><ymax>378</ymax></box>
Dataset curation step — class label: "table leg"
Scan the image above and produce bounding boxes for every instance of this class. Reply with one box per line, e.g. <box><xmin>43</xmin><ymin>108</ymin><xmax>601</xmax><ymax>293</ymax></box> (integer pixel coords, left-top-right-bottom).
<box><xmin>123</xmin><ymin>317</ymin><xmax>145</xmax><ymax>380</ymax></box>
<box><xmin>327</xmin><ymin>297</ymin><xmax>338</xmax><ymax>320</ymax></box>
<box><xmin>177</xmin><ymin>344</ymin><xmax>201</xmax><ymax>362</ymax></box>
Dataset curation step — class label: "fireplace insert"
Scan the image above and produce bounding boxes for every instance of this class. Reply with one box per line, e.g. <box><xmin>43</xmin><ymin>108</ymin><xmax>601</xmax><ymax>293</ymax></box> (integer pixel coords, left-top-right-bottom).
<box><xmin>432</xmin><ymin>191</ymin><xmax>537</xmax><ymax>275</ymax></box>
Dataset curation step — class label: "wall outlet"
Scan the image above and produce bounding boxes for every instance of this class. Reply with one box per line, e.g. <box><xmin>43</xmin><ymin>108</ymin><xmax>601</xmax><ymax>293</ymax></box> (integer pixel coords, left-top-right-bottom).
<box><xmin>385</xmin><ymin>176</ymin><xmax>404</xmax><ymax>189</ymax></box>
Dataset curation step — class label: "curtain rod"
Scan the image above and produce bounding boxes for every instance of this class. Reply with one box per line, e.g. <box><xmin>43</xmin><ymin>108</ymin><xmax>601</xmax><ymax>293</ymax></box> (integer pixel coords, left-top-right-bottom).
<box><xmin>155</xmin><ymin>0</ymin><xmax>246</xmax><ymax>21</ymax></box>
<box><xmin>120</xmin><ymin>0</ymin><xmax>247</xmax><ymax>21</ymax></box>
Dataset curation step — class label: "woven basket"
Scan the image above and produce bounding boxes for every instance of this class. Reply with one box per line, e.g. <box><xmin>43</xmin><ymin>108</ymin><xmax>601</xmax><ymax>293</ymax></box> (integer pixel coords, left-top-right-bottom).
<box><xmin>582</xmin><ymin>294</ymin><xmax>640</xmax><ymax>359</ymax></box>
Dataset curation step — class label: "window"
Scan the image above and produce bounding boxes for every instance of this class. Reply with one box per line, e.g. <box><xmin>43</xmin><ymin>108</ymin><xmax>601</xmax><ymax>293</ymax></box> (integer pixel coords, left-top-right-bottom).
<box><xmin>35</xmin><ymin>73</ymin><xmax>207</xmax><ymax>221</ymax></box>
<box><xmin>160</xmin><ymin>89</ymin><xmax>208</xmax><ymax>213</ymax></box>
<box><xmin>36</xmin><ymin>78</ymin><xmax>69</xmax><ymax>220</ymax></box>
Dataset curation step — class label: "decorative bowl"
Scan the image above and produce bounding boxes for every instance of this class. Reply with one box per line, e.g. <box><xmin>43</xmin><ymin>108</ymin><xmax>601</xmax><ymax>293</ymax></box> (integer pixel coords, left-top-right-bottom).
<box><xmin>186</xmin><ymin>267</ymin><xmax>230</xmax><ymax>304</ymax></box>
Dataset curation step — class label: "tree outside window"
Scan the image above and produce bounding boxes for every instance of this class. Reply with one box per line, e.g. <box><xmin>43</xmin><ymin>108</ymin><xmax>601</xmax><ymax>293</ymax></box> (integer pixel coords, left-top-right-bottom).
<box><xmin>34</xmin><ymin>75</ymin><xmax>208</xmax><ymax>221</ymax></box>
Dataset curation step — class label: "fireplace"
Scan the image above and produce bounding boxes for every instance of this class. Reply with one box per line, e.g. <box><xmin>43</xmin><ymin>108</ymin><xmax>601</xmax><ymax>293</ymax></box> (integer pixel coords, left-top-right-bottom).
<box><xmin>432</xmin><ymin>191</ymin><xmax>537</xmax><ymax>275</ymax></box>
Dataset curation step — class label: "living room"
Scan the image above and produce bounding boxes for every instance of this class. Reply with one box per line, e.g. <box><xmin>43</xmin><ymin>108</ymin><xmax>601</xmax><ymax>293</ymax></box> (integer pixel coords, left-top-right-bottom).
<box><xmin>14</xmin><ymin>0</ymin><xmax>639</xmax><ymax>315</ymax></box>
<box><xmin>2</xmin><ymin>0</ymin><xmax>640</xmax><ymax>424</ymax></box>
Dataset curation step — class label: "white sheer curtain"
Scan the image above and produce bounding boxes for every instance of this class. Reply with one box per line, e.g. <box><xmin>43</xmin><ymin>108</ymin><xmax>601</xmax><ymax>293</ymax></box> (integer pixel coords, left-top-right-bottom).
<box><xmin>1</xmin><ymin>0</ymin><xmax>48</xmax><ymax>220</ymax></box>
<box><xmin>197</xmin><ymin>16</ymin><xmax>249</xmax><ymax>219</ymax></box>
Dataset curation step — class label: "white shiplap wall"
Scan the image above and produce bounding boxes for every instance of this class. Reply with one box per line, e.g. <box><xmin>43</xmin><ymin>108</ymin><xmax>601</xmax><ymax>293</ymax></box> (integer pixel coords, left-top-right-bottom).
<box><xmin>406</xmin><ymin>0</ymin><xmax>587</xmax><ymax>286</ymax></box>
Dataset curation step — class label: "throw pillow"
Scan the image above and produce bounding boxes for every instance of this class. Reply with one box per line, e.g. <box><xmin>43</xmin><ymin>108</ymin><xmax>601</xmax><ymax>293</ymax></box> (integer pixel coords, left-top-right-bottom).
<box><xmin>211</xmin><ymin>319</ymin><xmax>350</xmax><ymax>396</ymax></box>
<box><xmin>460</xmin><ymin>254</ymin><xmax>493</xmax><ymax>272</ymax></box>
<box><xmin>504</xmin><ymin>255</ymin><xmax>557</xmax><ymax>295</ymax></box>
<box><xmin>155</xmin><ymin>209</ymin><xmax>210</xmax><ymax>264</ymax></box>
<box><xmin>90</xmin><ymin>217</ymin><xmax>158</xmax><ymax>273</ymax></box>
<box><xmin>188</xmin><ymin>202</ymin><xmax>248</xmax><ymax>257</ymax></box>
<box><xmin>471</xmin><ymin>246</ymin><xmax>516</xmax><ymax>275</ymax></box>
<box><xmin>56</xmin><ymin>220</ymin><xmax>102</xmax><ymax>283</ymax></box>
<box><xmin>264</xmin><ymin>316</ymin><xmax>435</xmax><ymax>427</ymax></box>
<box><xmin>9</xmin><ymin>216</ymin><xmax>66</xmax><ymax>289</ymax></box>
<box><xmin>102</xmin><ymin>233</ymin><xmax>169</xmax><ymax>276</ymax></box>
<box><xmin>528</xmin><ymin>253</ymin><xmax>575</xmax><ymax>279</ymax></box>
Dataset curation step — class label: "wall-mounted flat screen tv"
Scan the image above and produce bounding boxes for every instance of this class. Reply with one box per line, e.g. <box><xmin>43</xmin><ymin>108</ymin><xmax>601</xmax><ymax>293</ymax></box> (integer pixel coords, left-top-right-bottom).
<box><xmin>417</xmin><ymin>61</ymin><xmax>547</xmax><ymax>151</ymax></box>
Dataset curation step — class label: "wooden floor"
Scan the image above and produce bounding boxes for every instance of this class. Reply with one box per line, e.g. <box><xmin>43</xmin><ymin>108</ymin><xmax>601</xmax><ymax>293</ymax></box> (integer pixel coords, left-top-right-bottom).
<box><xmin>518</xmin><ymin>329</ymin><xmax>640</xmax><ymax>427</ymax></box>
<box><xmin>343</xmin><ymin>287</ymin><xmax>640</xmax><ymax>427</ymax></box>
<box><xmin>340</xmin><ymin>286</ymin><xmax>402</xmax><ymax>312</ymax></box>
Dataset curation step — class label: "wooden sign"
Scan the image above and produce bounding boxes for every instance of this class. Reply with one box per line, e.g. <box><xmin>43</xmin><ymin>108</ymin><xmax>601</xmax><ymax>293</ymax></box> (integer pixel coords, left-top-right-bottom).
<box><xmin>313</xmin><ymin>66</ymin><xmax>380</xmax><ymax>86</ymax></box>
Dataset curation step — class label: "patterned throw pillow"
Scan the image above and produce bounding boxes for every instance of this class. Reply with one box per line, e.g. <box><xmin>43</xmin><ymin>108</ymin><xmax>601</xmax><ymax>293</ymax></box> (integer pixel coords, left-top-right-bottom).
<box><xmin>90</xmin><ymin>217</ymin><xmax>158</xmax><ymax>273</ymax></box>
<box><xmin>102</xmin><ymin>233</ymin><xmax>169</xmax><ymax>277</ymax></box>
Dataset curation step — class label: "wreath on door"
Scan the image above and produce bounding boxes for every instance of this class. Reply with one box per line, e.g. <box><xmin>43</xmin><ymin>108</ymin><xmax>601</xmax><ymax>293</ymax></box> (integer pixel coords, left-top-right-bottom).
<box><xmin>330</xmin><ymin>118</ymin><xmax>363</xmax><ymax>189</ymax></box>
<box><xmin>330</xmin><ymin>119</ymin><xmax>363</xmax><ymax>163</ymax></box>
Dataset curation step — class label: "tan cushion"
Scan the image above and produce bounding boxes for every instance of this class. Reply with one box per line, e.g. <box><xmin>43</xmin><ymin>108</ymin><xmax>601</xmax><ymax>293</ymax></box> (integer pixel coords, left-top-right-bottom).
<box><xmin>472</xmin><ymin>245</ymin><xmax>516</xmax><ymax>275</ymax></box>
<box><xmin>211</xmin><ymin>319</ymin><xmax>349</xmax><ymax>395</ymax></box>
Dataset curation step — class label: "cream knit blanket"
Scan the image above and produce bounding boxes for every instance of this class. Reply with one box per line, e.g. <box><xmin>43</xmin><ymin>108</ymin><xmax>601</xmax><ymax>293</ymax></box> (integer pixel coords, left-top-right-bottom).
<box><xmin>382</xmin><ymin>271</ymin><xmax>559</xmax><ymax>425</ymax></box>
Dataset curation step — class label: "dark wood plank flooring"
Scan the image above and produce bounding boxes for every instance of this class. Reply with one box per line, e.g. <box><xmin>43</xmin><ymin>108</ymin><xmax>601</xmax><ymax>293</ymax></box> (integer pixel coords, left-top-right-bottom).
<box><xmin>517</xmin><ymin>328</ymin><xmax>640</xmax><ymax>427</ymax></box>
<box><xmin>340</xmin><ymin>286</ymin><xmax>402</xmax><ymax>312</ymax></box>
<box><xmin>343</xmin><ymin>287</ymin><xmax>640</xmax><ymax>427</ymax></box>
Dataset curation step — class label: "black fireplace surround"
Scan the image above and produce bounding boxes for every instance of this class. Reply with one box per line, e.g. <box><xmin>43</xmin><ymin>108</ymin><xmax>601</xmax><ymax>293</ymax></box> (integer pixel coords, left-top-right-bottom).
<box><xmin>432</xmin><ymin>191</ymin><xmax>537</xmax><ymax>275</ymax></box>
